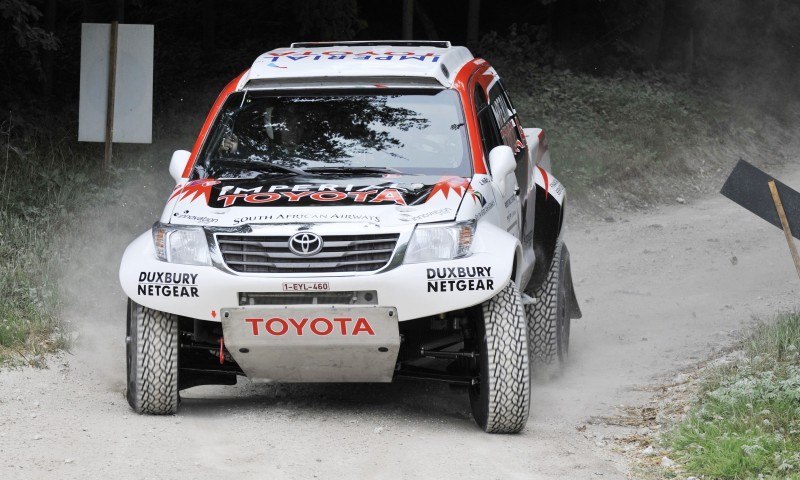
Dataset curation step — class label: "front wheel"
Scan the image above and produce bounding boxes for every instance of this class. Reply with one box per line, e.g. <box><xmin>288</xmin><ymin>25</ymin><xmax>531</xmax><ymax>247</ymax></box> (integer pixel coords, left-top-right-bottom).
<box><xmin>468</xmin><ymin>281</ymin><xmax>531</xmax><ymax>433</ymax></box>
<box><xmin>126</xmin><ymin>299</ymin><xmax>180</xmax><ymax>414</ymax></box>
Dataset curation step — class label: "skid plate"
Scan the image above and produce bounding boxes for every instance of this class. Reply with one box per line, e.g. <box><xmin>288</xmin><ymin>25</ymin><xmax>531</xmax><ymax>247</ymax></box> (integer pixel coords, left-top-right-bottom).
<box><xmin>221</xmin><ymin>306</ymin><xmax>399</xmax><ymax>383</ymax></box>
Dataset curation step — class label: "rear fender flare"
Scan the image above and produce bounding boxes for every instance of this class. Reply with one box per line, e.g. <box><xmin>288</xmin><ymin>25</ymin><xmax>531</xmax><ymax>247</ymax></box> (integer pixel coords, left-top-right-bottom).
<box><xmin>528</xmin><ymin>169</ymin><xmax>565</xmax><ymax>291</ymax></box>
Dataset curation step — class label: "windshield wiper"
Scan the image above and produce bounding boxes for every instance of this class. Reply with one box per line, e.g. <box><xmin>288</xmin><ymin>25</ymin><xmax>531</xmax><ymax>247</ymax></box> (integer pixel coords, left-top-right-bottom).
<box><xmin>215</xmin><ymin>158</ymin><xmax>308</xmax><ymax>176</ymax></box>
<box><xmin>304</xmin><ymin>166</ymin><xmax>403</xmax><ymax>175</ymax></box>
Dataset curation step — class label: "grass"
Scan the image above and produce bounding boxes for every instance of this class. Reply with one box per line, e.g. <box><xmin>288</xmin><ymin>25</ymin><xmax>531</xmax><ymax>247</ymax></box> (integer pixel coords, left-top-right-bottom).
<box><xmin>0</xmin><ymin>80</ymin><xmax>211</xmax><ymax>366</ymax></box>
<box><xmin>665</xmin><ymin>313</ymin><xmax>800</xmax><ymax>479</ymax></box>
<box><xmin>512</xmin><ymin>71</ymin><xmax>727</xmax><ymax>190</ymax></box>
<box><xmin>489</xmin><ymin>58</ymin><xmax>798</xmax><ymax>209</ymax></box>
<box><xmin>0</xmin><ymin>119</ymin><xmax>109</xmax><ymax>365</ymax></box>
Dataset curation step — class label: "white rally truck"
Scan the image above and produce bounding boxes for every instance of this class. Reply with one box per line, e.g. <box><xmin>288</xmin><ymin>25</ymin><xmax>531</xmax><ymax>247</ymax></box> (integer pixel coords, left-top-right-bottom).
<box><xmin>119</xmin><ymin>41</ymin><xmax>580</xmax><ymax>433</ymax></box>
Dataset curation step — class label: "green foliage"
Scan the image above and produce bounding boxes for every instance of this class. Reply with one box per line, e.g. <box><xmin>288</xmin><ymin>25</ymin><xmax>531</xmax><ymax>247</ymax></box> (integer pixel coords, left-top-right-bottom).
<box><xmin>0</xmin><ymin>0</ymin><xmax>58</xmax><ymax>79</ymax></box>
<box><xmin>0</xmin><ymin>116</ymin><xmax>103</xmax><ymax>364</ymax></box>
<box><xmin>503</xmin><ymin>67</ymin><xmax>736</xmax><ymax>204</ymax></box>
<box><xmin>479</xmin><ymin>23</ymin><xmax>560</xmax><ymax>67</ymax></box>
<box><xmin>0</xmin><ymin>0</ymin><xmax>57</xmax><ymax>51</ymax></box>
<box><xmin>666</xmin><ymin>314</ymin><xmax>800</xmax><ymax>479</ymax></box>
<box><xmin>479</xmin><ymin>29</ymin><xmax>780</xmax><ymax>208</ymax></box>
<box><xmin>292</xmin><ymin>0</ymin><xmax>366</xmax><ymax>41</ymax></box>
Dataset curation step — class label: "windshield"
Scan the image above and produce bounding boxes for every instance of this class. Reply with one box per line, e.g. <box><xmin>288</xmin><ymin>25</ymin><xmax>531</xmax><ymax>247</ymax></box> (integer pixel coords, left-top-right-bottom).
<box><xmin>192</xmin><ymin>89</ymin><xmax>470</xmax><ymax>179</ymax></box>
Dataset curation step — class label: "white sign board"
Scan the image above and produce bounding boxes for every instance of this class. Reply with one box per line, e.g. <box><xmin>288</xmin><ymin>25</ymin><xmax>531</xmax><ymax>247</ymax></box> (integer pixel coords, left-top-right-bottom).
<box><xmin>79</xmin><ymin>23</ymin><xmax>153</xmax><ymax>143</ymax></box>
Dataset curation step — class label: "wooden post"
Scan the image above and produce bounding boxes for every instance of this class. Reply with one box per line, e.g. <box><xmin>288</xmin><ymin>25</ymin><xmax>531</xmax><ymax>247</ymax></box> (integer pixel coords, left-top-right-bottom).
<box><xmin>42</xmin><ymin>0</ymin><xmax>56</xmax><ymax>96</ymax></box>
<box><xmin>402</xmin><ymin>0</ymin><xmax>414</xmax><ymax>40</ymax></box>
<box><xmin>768</xmin><ymin>180</ymin><xmax>800</xmax><ymax>280</ymax></box>
<box><xmin>104</xmin><ymin>21</ymin><xmax>119</xmax><ymax>170</ymax></box>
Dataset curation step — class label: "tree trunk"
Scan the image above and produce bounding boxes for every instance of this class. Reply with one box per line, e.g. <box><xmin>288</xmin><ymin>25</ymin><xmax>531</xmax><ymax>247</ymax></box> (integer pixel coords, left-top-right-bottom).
<box><xmin>114</xmin><ymin>0</ymin><xmax>125</xmax><ymax>22</ymax></box>
<box><xmin>657</xmin><ymin>0</ymin><xmax>695</xmax><ymax>72</ymax></box>
<box><xmin>402</xmin><ymin>0</ymin><xmax>414</xmax><ymax>39</ymax></box>
<box><xmin>414</xmin><ymin>1</ymin><xmax>439</xmax><ymax>40</ymax></box>
<box><xmin>202</xmin><ymin>0</ymin><xmax>216</xmax><ymax>53</ymax></box>
<box><xmin>42</xmin><ymin>0</ymin><xmax>56</xmax><ymax>96</ymax></box>
<box><xmin>629</xmin><ymin>0</ymin><xmax>665</xmax><ymax>68</ymax></box>
<box><xmin>467</xmin><ymin>0</ymin><xmax>480</xmax><ymax>48</ymax></box>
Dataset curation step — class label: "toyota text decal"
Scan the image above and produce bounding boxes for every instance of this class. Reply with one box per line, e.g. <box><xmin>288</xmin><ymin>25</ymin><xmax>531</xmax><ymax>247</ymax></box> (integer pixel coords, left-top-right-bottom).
<box><xmin>245</xmin><ymin>316</ymin><xmax>376</xmax><ymax>336</ymax></box>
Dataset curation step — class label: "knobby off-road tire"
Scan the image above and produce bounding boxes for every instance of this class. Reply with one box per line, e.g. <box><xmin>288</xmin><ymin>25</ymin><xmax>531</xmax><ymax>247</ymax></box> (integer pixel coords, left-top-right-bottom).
<box><xmin>526</xmin><ymin>240</ymin><xmax>571</xmax><ymax>370</ymax></box>
<box><xmin>126</xmin><ymin>299</ymin><xmax>180</xmax><ymax>414</ymax></box>
<box><xmin>469</xmin><ymin>281</ymin><xmax>531</xmax><ymax>434</ymax></box>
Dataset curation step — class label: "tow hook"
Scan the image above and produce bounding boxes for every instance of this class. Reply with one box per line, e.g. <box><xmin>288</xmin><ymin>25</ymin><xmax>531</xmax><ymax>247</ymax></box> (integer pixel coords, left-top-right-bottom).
<box><xmin>219</xmin><ymin>337</ymin><xmax>225</xmax><ymax>365</ymax></box>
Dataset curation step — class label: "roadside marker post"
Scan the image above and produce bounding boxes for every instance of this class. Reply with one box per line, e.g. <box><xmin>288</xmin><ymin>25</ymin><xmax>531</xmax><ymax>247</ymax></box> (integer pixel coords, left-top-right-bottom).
<box><xmin>721</xmin><ymin>159</ymin><xmax>800</xmax><ymax>279</ymax></box>
<box><xmin>104</xmin><ymin>21</ymin><xmax>119</xmax><ymax>169</ymax></box>
<box><xmin>78</xmin><ymin>23</ymin><xmax>153</xmax><ymax>166</ymax></box>
<box><xmin>768</xmin><ymin>180</ymin><xmax>800</xmax><ymax>279</ymax></box>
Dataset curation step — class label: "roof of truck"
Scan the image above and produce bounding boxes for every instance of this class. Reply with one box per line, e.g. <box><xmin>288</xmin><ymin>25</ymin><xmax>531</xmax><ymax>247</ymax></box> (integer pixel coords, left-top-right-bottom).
<box><xmin>240</xmin><ymin>41</ymin><xmax>474</xmax><ymax>89</ymax></box>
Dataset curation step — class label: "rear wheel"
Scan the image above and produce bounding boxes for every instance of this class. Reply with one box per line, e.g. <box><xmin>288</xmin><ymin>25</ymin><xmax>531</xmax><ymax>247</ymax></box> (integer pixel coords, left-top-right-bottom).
<box><xmin>526</xmin><ymin>241</ymin><xmax>571</xmax><ymax>370</ymax></box>
<box><xmin>126</xmin><ymin>299</ymin><xmax>180</xmax><ymax>414</ymax></box>
<box><xmin>468</xmin><ymin>281</ymin><xmax>531</xmax><ymax>433</ymax></box>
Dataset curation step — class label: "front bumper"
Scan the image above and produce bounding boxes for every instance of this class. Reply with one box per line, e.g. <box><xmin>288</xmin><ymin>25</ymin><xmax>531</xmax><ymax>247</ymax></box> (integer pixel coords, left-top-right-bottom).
<box><xmin>119</xmin><ymin>222</ymin><xmax>517</xmax><ymax>322</ymax></box>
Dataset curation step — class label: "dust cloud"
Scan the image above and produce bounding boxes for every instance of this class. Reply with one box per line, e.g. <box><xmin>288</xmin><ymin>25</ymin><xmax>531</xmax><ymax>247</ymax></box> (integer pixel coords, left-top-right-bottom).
<box><xmin>57</xmin><ymin>153</ymin><xmax>173</xmax><ymax>387</ymax></box>
<box><xmin>691</xmin><ymin>1</ymin><xmax>800</xmax><ymax>118</ymax></box>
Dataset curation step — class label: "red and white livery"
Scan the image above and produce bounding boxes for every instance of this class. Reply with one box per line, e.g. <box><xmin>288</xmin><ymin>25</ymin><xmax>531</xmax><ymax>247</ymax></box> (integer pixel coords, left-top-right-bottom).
<box><xmin>119</xmin><ymin>41</ymin><xmax>581</xmax><ymax>433</ymax></box>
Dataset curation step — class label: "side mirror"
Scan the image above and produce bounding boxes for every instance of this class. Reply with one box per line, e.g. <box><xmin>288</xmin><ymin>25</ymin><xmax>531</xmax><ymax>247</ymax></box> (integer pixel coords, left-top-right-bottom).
<box><xmin>169</xmin><ymin>150</ymin><xmax>191</xmax><ymax>183</ymax></box>
<box><xmin>488</xmin><ymin>145</ymin><xmax>516</xmax><ymax>190</ymax></box>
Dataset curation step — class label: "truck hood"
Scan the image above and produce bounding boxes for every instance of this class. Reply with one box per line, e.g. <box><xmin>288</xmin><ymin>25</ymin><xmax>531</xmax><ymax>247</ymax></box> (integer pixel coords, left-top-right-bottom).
<box><xmin>162</xmin><ymin>174</ymin><xmax>484</xmax><ymax>228</ymax></box>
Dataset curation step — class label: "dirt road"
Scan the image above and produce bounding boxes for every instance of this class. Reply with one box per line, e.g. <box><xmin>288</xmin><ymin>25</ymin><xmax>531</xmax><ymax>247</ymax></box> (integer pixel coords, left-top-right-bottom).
<box><xmin>1</xmin><ymin>160</ymin><xmax>798</xmax><ymax>479</ymax></box>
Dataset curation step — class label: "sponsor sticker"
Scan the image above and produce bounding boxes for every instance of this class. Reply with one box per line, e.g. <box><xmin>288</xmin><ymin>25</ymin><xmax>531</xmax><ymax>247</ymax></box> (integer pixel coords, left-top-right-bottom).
<box><xmin>173</xmin><ymin>210</ymin><xmax>219</xmax><ymax>224</ymax></box>
<box><xmin>172</xmin><ymin>180</ymin><xmax>420</xmax><ymax>208</ymax></box>
<box><xmin>170</xmin><ymin>179</ymin><xmax>219</xmax><ymax>203</ymax></box>
<box><xmin>215</xmin><ymin>185</ymin><xmax>409</xmax><ymax>208</ymax></box>
<box><xmin>137</xmin><ymin>271</ymin><xmax>199</xmax><ymax>297</ymax></box>
<box><xmin>234</xmin><ymin>213</ymin><xmax>380</xmax><ymax>225</ymax></box>
<box><xmin>426</xmin><ymin>177</ymin><xmax>481</xmax><ymax>204</ymax></box>
<box><xmin>259</xmin><ymin>51</ymin><xmax>441</xmax><ymax>64</ymax></box>
<box><xmin>282</xmin><ymin>282</ymin><xmax>330</xmax><ymax>292</ymax></box>
<box><xmin>523</xmin><ymin>230</ymin><xmax>534</xmax><ymax>245</ymax></box>
<box><xmin>398</xmin><ymin>207</ymin><xmax>453</xmax><ymax>222</ymax></box>
<box><xmin>475</xmin><ymin>201</ymin><xmax>496</xmax><ymax>221</ymax></box>
<box><xmin>426</xmin><ymin>266</ymin><xmax>494</xmax><ymax>293</ymax></box>
<box><xmin>245</xmin><ymin>316</ymin><xmax>375</xmax><ymax>336</ymax></box>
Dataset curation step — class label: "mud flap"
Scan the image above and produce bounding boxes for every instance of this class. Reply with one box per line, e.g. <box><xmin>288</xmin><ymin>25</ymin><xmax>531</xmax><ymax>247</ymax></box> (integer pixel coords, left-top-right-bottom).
<box><xmin>563</xmin><ymin>244</ymin><xmax>582</xmax><ymax>320</ymax></box>
<box><xmin>221</xmin><ymin>306</ymin><xmax>400</xmax><ymax>383</ymax></box>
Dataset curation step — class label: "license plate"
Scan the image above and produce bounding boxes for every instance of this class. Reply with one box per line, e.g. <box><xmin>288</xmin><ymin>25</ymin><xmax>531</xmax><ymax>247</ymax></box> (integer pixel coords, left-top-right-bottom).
<box><xmin>282</xmin><ymin>282</ymin><xmax>330</xmax><ymax>292</ymax></box>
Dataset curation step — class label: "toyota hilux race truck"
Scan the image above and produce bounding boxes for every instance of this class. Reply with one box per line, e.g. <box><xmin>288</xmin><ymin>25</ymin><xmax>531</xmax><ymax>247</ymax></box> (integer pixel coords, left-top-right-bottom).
<box><xmin>119</xmin><ymin>41</ymin><xmax>581</xmax><ymax>433</ymax></box>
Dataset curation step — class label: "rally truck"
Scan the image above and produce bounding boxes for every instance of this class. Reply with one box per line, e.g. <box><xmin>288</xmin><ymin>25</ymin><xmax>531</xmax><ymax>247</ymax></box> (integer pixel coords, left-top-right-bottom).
<box><xmin>119</xmin><ymin>40</ymin><xmax>581</xmax><ymax>433</ymax></box>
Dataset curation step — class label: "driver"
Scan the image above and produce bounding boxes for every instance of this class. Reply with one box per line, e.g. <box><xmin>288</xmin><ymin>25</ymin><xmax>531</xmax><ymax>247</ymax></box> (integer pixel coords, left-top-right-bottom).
<box><xmin>219</xmin><ymin>132</ymin><xmax>239</xmax><ymax>154</ymax></box>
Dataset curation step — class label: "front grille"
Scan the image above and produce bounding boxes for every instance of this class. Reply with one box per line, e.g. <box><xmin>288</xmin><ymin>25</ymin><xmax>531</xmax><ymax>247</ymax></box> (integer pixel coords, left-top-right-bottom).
<box><xmin>217</xmin><ymin>233</ymin><xmax>400</xmax><ymax>273</ymax></box>
<box><xmin>239</xmin><ymin>291</ymin><xmax>378</xmax><ymax>305</ymax></box>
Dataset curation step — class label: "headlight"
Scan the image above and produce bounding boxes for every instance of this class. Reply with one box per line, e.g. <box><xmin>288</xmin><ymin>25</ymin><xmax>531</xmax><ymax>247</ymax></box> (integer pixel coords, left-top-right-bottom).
<box><xmin>404</xmin><ymin>220</ymin><xmax>475</xmax><ymax>264</ymax></box>
<box><xmin>152</xmin><ymin>223</ymin><xmax>211</xmax><ymax>266</ymax></box>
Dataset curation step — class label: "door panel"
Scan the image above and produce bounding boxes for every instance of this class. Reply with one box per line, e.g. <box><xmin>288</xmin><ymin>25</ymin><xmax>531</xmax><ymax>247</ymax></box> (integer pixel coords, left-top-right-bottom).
<box><xmin>487</xmin><ymin>82</ymin><xmax>530</xmax><ymax>245</ymax></box>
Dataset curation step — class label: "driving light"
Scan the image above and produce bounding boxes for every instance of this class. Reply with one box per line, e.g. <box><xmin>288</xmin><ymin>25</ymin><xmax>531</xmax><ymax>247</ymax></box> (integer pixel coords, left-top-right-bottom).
<box><xmin>152</xmin><ymin>223</ymin><xmax>211</xmax><ymax>266</ymax></box>
<box><xmin>404</xmin><ymin>221</ymin><xmax>475</xmax><ymax>264</ymax></box>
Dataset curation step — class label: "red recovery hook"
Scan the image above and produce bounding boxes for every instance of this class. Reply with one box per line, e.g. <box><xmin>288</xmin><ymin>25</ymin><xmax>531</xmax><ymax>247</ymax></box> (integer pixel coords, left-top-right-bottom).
<box><xmin>219</xmin><ymin>337</ymin><xmax>225</xmax><ymax>365</ymax></box>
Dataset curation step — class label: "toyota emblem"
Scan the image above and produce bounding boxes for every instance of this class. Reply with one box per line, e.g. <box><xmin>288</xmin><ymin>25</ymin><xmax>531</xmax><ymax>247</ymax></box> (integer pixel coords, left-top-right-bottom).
<box><xmin>288</xmin><ymin>232</ymin><xmax>323</xmax><ymax>256</ymax></box>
